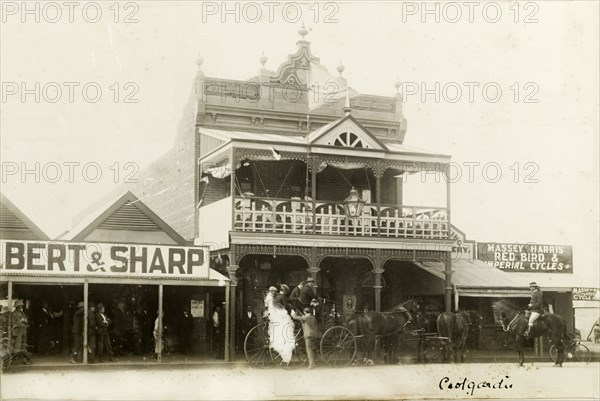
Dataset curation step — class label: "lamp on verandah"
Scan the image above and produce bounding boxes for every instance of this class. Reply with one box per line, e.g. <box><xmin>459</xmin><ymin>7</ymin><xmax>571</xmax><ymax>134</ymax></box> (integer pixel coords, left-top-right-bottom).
<box><xmin>343</xmin><ymin>187</ymin><xmax>365</xmax><ymax>217</ymax></box>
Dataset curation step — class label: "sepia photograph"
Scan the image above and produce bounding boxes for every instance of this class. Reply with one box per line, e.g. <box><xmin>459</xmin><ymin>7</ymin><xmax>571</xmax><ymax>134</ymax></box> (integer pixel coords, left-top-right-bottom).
<box><xmin>0</xmin><ymin>1</ymin><xmax>599</xmax><ymax>400</ymax></box>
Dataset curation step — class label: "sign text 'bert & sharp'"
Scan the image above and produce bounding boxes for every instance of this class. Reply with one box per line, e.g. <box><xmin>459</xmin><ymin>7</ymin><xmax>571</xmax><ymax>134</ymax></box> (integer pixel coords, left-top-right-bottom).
<box><xmin>0</xmin><ymin>240</ymin><xmax>209</xmax><ymax>279</ymax></box>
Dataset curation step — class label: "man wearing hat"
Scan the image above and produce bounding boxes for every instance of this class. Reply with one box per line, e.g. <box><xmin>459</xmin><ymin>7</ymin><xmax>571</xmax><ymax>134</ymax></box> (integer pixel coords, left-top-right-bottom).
<box><xmin>95</xmin><ymin>303</ymin><xmax>115</xmax><ymax>362</ymax></box>
<box><xmin>525</xmin><ymin>282</ymin><xmax>543</xmax><ymax>337</ymax></box>
<box><xmin>70</xmin><ymin>301</ymin><xmax>85</xmax><ymax>363</ymax></box>
<box><xmin>299</xmin><ymin>277</ymin><xmax>318</xmax><ymax>310</ymax></box>
<box><xmin>11</xmin><ymin>300</ymin><xmax>28</xmax><ymax>352</ymax></box>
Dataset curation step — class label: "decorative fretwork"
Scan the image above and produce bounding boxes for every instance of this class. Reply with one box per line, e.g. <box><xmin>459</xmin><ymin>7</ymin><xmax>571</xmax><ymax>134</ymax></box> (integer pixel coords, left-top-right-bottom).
<box><xmin>233</xmin><ymin>243</ymin><xmax>312</xmax><ymax>266</ymax></box>
<box><xmin>315</xmin><ymin>247</ymin><xmax>375</xmax><ymax>266</ymax></box>
<box><xmin>381</xmin><ymin>160</ymin><xmax>449</xmax><ymax>177</ymax></box>
<box><xmin>234</xmin><ymin>148</ymin><xmax>308</xmax><ymax>165</ymax></box>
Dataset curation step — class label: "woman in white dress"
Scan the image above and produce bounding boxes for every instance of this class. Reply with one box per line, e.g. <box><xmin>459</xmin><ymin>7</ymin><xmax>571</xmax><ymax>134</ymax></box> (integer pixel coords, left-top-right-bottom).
<box><xmin>264</xmin><ymin>286</ymin><xmax>295</xmax><ymax>364</ymax></box>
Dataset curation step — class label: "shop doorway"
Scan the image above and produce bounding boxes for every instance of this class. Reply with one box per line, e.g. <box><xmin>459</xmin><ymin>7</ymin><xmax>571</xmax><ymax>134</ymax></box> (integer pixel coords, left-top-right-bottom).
<box><xmin>11</xmin><ymin>283</ymin><xmax>83</xmax><ymax>356</ymax></box>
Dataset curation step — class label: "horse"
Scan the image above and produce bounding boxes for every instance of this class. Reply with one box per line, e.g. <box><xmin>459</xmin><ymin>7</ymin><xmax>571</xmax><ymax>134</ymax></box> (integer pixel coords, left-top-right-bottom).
<box><xmin>436</xmin><ymin>312</ymin><xmax>469</xmax><ymax>362</ymax></box>
<box><xmin>456</xmin><ymin>309</ymin><xmax>482</xmax><ymax>350</ymax></box>
<box><xmin>346</xmin><ymin>299</ymin><xmax>423</xmax><ymax>365</ymax></box>
<box><xmin>491</xmin><ymin>299</ymin><xmax>567</xmax><ymax>367</ymax></box>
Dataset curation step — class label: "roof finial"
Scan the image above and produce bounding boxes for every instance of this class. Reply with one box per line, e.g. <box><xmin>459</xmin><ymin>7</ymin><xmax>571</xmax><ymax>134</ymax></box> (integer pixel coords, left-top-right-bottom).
<box><xmin>259</xmin><ymin>52</ymin><xmax>268</xmax><ymax>67</ymax></box>
<box><xmin>298</xmin><ymin>22</ymin><xmax>309</xmax><ymax>39</ymax></box>
<box><xmin>337</xmin><ymin>60</ymin><xmax>345</xmax><ymax>77</ymax></box>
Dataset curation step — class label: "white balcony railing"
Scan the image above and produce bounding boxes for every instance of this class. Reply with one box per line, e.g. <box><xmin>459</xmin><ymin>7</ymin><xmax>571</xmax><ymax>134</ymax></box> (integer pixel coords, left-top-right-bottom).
<box><xmin>233</xmin><ymin>197</ymin><xmax>449</xmax><ymax>239</ymax></box>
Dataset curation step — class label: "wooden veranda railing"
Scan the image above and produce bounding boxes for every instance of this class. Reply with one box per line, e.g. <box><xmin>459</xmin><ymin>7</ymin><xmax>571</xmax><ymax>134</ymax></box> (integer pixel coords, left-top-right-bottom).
<box><xmin>233</xmin><ymin>197</ymin><xmax>449</xmax><ymax>239</ymax></box>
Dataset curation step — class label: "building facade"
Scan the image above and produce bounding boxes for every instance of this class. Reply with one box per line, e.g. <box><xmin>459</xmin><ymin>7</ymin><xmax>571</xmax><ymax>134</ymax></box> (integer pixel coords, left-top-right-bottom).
<box><xmin>123</xmin><ymin>28</ymin><xmax>455</xmax><ymax>357</ymax></box>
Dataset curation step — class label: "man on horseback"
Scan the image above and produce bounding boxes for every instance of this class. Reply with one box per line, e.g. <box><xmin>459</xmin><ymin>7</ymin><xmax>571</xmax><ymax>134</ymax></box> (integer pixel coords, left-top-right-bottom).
<box><xmin>524</xmin><ymin>281</ymin><xmax>543</xmax><ymax>338</ymax></box>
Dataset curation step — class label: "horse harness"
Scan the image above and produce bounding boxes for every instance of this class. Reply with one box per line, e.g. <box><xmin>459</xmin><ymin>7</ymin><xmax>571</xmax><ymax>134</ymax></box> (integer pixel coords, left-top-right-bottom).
<box><xmin>378</xmin><ymin>306</ymin><xmax>414</xmax><ymax>338</ymax></box>
<box><xmin>501</xmin><ymin>311</ymin><xmax>522</xmax><ymax>332</ymax></box>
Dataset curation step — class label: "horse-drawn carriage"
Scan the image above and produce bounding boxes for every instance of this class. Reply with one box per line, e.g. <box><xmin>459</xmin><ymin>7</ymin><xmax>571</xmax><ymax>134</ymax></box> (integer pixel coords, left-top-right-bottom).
<box><xmin>243</xmin><ymin>299</ymin><xmax>462</xmax><ymax>368</ymax></box>
<box><xmin>243</xmin><ymin>304</ymin><xmax>358</xmax><ymax>368</ymax></box>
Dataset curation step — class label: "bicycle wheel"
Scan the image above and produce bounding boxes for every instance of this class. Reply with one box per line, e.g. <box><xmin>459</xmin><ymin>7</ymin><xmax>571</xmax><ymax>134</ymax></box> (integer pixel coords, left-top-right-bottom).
<box><xmin>549</xmin><ymin>344</ymin><xmax>576</xmax><ymax>362</ymax></box>
<box><xmin>575</xmin><ymin>344</ymin><xmax>591</xmax><ymax>363</ymax></box>
<box><xmin>244</xmin><ymin>324</ymin><xmax>272</xmax><ymax>368</ymax></box>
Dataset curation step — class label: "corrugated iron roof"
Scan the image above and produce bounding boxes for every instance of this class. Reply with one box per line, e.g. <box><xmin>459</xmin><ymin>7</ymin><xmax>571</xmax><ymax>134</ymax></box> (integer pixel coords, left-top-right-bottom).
<box><xmin>419</xmin><ymin>258</ymin><xmax>590</xmax><ymax>292</ymax></box>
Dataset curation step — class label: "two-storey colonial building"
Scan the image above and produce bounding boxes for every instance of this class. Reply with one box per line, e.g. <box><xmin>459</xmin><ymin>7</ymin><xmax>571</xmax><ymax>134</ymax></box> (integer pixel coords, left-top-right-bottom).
<box><xmin>124</xmin><ymin>27</ymin><xmax>454</xmax><ymax>357</ymax></box>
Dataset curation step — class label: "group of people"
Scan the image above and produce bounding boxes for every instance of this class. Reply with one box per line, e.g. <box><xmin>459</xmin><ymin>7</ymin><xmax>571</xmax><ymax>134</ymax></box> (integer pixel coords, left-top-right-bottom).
<box><xmin>263</xmin><ymin>277</ymin><xmax>319</xmax><ymax>369</ymax></box>
<box><xmin>69</xmin><ymin>301</ymin><xmax>187</xmax><ymax>363</ymax></box>
<box><xmin>69</xmin><ymin>302</ymin><xmax>116</xmax><ymax>363</ymax></box>
<box><xmin>0</xmin><ymin>300</ymin><xmax>33</xmax><ymax>366</ymax></box>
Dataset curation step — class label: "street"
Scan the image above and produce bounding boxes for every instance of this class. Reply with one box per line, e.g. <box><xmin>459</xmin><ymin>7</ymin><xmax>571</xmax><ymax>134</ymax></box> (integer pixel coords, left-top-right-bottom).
<box><xmin>1</xmin><ymin>362</ymin><xmax>599</xmax><ymax>400</ymax></box>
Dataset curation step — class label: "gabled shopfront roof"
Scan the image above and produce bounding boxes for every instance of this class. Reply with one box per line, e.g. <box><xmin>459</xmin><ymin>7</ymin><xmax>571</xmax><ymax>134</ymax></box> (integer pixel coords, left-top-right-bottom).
<box><xmin>61</xmin><ymin>191</ymin><xmax>187</xmax><ymax>245</ymax></box>
<box><xmin>418</xmin><ymin>258</ymin><xmax>588</xmax><ymax>297</ymax></box>
<box><xmin>0</xmin><ymin>193</ymin><xmax>49</xmax><ymax>240</ymax></box>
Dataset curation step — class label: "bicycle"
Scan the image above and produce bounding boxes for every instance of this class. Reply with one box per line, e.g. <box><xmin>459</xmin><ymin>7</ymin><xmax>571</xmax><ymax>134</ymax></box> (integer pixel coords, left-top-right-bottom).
<box><xmin>549</xmin><ymin>337</ymin><xmax>591</xmax><ymax>363</ymax></box>
<box><xmin>244</xmin><ymin>320</ymin><xmax>307</xmax><ymax>369</ymax></box>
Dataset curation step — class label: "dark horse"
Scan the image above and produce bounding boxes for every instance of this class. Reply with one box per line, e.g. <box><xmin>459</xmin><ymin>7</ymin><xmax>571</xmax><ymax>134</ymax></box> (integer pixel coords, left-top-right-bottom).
<box><xmin>436</xmin><ymin>312</ymin><xmax>469</xmax><ymax>362</ymax></box>
<box><xmin>457</xmin><ymin>309</ymin><xmax>482</xmax><ymax>350</ymax></box>
<box><xmin>492</xmin><ymin>299</ymin><xmax>567</xmax><ymax>367</ymax></box>
<box><xmin>346</xmin><ymin>299</ymin><xmax>423</xmax><ymax>364</ymax></box>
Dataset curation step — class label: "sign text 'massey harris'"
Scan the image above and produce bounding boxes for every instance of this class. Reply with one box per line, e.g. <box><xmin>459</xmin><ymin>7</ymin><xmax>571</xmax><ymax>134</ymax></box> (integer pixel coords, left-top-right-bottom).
<box><xmin>477</xmin><ymin>242</ymin><xmax>573</xmax><ymax>273</ymax></box>
<box><xmin>0</xmin><ymin>240</ymin><xmax>209</xmax><ymax>279</ymax></box>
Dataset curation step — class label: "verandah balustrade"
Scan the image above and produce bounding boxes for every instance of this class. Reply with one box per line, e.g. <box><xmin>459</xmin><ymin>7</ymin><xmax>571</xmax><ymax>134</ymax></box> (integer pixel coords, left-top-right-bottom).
<box><xmin>233</xmin><ymin>196</ymin><xmax>449</xmax><ymax>239</ymax></box>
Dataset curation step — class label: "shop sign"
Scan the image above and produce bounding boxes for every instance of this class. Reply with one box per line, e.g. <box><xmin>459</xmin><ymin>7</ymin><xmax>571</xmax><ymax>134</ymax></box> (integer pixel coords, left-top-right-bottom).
<box><xmin>477</xmin><ymin>242</ymin><xmax>573</xmax><ymax>273</ymax></box>
<box><xmin>190</xmin><ymin>299</ymin><xmax>205</xmax><ymax>317</ymax></box>
<box><xmin>0</xmin><ymin>240</ymin><xmax>210</xmax><ymax>279</ymax></box>
<box><xmin>451</xmin><ymin>241</ymin><xmax>473</xmax><ymax>262</ymax></box>
<box><xmin>572</xmin><ymin>288</ymin><xmax>600</xmax><ymax>301</ymax></box>
<box><xmin>450</xmin><ymin>226</ymin><xmax>473</xmax><ymax>261</ymax></box>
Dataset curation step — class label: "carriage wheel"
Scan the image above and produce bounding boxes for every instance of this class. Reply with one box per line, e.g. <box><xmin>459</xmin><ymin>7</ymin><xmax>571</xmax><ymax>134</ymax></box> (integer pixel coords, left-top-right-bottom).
<box><xmin>270</xmin><ymin>326</ymin><xmax>308</xmax><ymax>369</ymax></box>
<box><xmin>320</xmin><ymin>326</ymin><xmax>357</xmax><ymax>367</ymax></box>
<box><xmin>244</xmin><ymin>324</ymin><xmax>272</xmax><ymax>368</ymax></box>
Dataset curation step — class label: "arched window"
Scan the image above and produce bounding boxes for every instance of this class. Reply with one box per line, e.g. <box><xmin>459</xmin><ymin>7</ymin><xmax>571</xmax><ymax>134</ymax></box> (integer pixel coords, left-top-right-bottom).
<box><xmin>331</xmin><ymin>132</ymin><xmax>366</xmax><ymax>148</ymax></box>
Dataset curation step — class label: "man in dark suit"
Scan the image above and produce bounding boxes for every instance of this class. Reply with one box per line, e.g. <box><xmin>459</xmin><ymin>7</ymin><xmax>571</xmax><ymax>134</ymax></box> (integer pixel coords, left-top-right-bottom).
<box><xmin>289</xmin><ymin>282</ymin><xmax>304</xmax><ymax>313</ymax></box>
<box><xmin>299</xmin><ymin>277</ymin><xmax>317</xmax><ymax>309</ymax></box>
<box><xmin>95</xmin><ymin>303</ymin><xmax>115</xmax><ymax>362</ymax></box>
<box><xmin>180</xmin><ymin>309</ymin><xmax>194</xmax><ymax>355</ymax></box>
<box><xmin>239</xmin><ymin>305</ymin><xmax>257</xmax><ymax>349</ymax></box>
<box><xmin>70</xmin><ymin>302</ymin><xmax>84</xmax><ymax>363</ymax></box>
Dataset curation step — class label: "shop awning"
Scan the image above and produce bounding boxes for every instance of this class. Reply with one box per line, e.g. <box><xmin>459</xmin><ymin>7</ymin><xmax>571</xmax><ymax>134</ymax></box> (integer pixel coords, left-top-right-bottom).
<box><xmin>416</xmin><ymin>258</ymin><xmax>591</xmax><ymax>297</ymax></box>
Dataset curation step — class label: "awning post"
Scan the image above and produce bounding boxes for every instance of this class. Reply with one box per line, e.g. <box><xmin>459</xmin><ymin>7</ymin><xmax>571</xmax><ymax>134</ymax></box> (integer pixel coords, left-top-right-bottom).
<box><xmin>454</xmin><ymin>285</ymin><xmax>459</xmax><ymax>311</ymax></box>
<box><xmin>7</xmin><ymin>280</ymin><xmax>12</xmax><ymax>352</ymax></box>
<box><xmin>83</xmin><ymin>281</ymin><xmax>88</xmax><ymax>364</ymax></box>
<box><xmin>158</xmin><ymin>284</ymin><xmax>163</xmax><ymax>363</ymax></box>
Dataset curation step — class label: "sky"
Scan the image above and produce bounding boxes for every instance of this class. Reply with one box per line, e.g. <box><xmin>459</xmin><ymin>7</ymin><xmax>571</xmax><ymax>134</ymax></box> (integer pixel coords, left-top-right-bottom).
<box><xmin>1</xmin><ymin>1</ymin><xmax>598</xmax><ymax>282</ymax></box>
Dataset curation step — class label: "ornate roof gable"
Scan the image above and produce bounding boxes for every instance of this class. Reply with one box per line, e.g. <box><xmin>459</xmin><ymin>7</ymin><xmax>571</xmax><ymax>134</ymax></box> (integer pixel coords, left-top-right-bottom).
<box><xmin>309</xmin><ymin>115</ymin><xmax>389</xmax><ymax>151</ymax></box>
